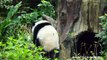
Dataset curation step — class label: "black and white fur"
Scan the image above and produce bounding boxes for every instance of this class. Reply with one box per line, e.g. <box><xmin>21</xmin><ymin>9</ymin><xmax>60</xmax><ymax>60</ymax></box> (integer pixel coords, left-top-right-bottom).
<box><xmin>32</xmin><ymin>20</ymin><xmax>60</xmax><ymax>58</ymax></box>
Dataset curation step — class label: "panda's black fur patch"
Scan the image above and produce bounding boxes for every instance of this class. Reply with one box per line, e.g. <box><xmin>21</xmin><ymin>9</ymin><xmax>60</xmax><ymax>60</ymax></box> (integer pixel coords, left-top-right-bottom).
<box><xmin>43</xmin><ymin>49</ymin><xmax>60</xmax><ymax>59</ymax></box>
<box><xmin>33</xmin><ymin>22</ymin><xmax>51</xmax><ymax>46</ymax></box>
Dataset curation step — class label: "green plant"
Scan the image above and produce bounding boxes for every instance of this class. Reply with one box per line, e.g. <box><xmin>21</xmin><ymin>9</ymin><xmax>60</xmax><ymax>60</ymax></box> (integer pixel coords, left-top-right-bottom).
<box><xmin>0</xmin><ymin>1</ymin><xmax>38</xmax><ymax>41</ymax></box>
<box><xmin>96</xmin><ymin>14</ymin><xmax>107</xmax><ymax>59</ymax></box>
<box><xmin>0</xmin><ymin>31</ymin><xmax>49</xmax><ymax>60</ymax></box>
<box><xmin>0</xmin><ymin>0</ymin><xmax>13</xmax><ymax>9</ymax></box>
<box><xmin>0</xmin><ymin>2</ymin><xmax>22</xmax><ymax>42</ymax></box>
<box><xmin>37</xmin><ymin>0</ymin><xmax>56</xmax><ymax>18</ymax></box>
<box><xmin>0</xmin><ymin>1</ymin><xmax>58</xmax><ymax>60</ymax></box>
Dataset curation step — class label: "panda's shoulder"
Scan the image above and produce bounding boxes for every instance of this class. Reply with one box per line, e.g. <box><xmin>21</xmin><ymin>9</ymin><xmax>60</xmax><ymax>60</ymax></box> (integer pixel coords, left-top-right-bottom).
<box><xmin>32</xmin><ymin>20</ymin><xmax>50</xmax><ymax>32</ymax></box>
<box><xmin>35</xmin><ymin>20</ymin><xmax>49</xmax><ymax>26</ymax></box>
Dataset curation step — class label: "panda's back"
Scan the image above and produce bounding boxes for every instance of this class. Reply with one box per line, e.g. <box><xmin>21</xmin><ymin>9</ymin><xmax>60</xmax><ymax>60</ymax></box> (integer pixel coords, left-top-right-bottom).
<box><xmin>37</xmin><ymin>25</ymin><xmax>59</xmax><ymax>52</ymax></box>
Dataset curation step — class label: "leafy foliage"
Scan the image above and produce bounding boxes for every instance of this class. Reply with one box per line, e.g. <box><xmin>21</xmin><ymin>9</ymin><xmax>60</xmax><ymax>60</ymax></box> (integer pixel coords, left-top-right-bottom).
<box><xmin>0</xmin><ymin>0</ymin><xmax>13</xmax><ymax>9</ymax></box>
<box><xmin>0</xmin><ymin>32</ymin><xmax>47</xmax><ymax>60</ymax></box>
<box><xmin>0</xmin><ymin>0</ymin><xmax>56</xmax><ymax>60</ymax></box>
<box><xmin>6</xmin><ymin>2</ymin><xmax>22</xmax><ymax>20</ymax></box>
<box><xmin>96</xmin><ymin>14</ymin><xmax>107</xmax><ymax>59</ymax></box>
<box><xmin>37</xmin><ymin>0</ymin><xmax>56</xmax><ymax>18</ymax></box>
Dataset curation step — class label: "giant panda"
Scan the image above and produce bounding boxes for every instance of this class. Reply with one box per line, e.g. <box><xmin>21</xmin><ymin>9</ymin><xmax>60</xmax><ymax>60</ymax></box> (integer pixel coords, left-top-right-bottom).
<box><xmin>32</xmin><ymin>20</ymin><xmax>60</xmax><ymax>58</ymax></box>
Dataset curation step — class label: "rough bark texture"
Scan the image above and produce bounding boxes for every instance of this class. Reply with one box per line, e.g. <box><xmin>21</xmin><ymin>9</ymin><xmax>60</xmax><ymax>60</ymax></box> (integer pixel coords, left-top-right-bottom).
<box><xmin>72</xmin><ymin>0</ymin><xmax>107</xmax><ymax>56</ymax></box>
<box><xmin>72</xmin><ymin>0</ymin><xmax>101</xmax><ymax>36</ymax></box>
<box><xmin>72</xmin><ymin>0</ymin><xmax>107</xmax><ymax>36</ymax></box>
<box><xmin>56</xmin><ymin>0</ymin><xmax>107</xmax><ymax>59</ymax></box>
<box><xmin>56</xmin><ymin>0</ymin><xmax>82</xmax><ymax>59</ymax></box>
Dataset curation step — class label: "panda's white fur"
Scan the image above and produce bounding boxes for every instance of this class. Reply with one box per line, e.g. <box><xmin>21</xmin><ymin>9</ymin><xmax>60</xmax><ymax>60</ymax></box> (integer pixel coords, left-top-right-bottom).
<box><xmin>32</xmin><ymin>20</ymin><xmax>60</xmax><ymax>52</ymax></box>
<box><xmin>37</xmin><ymin>25</ymin><xmax>59</xmax><ymax>52</ymax></box>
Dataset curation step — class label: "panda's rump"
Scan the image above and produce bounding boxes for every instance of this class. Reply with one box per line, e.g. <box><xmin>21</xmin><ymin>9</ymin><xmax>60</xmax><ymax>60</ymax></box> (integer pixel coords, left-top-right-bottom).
<box><xmin>37</xmin><ymin>25</ymin><xmax>59</xmax><ymax>52</ymax></box>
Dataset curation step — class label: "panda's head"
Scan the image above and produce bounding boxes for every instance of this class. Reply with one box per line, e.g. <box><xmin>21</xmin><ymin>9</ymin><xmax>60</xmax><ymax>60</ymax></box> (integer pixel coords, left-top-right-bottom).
<box><xmin>32</xmin><ymin>20</ymin><xmax>60</xmax><ymax>52</ymax></box>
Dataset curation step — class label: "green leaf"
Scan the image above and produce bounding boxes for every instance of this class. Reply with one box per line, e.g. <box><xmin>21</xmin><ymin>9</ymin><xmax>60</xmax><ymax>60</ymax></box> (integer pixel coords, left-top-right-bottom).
<box><xmin>6</xmin><ymin>2</ymin><xmax>22</xmax><ymax>20</ymax></box>
<box><xmin>54</xmin><ymin>49</ymin><xmax>59</xmax><ymax>53</ymax></box>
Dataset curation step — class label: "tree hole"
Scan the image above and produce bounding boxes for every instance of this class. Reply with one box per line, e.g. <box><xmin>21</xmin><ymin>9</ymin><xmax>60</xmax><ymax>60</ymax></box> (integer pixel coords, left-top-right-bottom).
<box><xmin>76</xmin><ymin>31</ymin><xmax>102</xmax><ymax>56</ymax></box>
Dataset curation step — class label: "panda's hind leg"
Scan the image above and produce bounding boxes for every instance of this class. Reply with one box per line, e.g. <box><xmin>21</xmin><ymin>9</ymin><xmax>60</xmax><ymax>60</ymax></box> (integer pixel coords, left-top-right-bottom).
<box><xmin>44</xmin><ymin>49</ymin><xmax>60</xmax><ymax>59</ymax></box>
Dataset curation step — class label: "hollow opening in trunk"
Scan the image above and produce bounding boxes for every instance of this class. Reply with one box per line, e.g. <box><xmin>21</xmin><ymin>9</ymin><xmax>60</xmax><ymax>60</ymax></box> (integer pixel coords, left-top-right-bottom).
<box><xmin>76</xmin><ymin>31</ymin><xmax>101</xmax><ymax>56</ymax></box>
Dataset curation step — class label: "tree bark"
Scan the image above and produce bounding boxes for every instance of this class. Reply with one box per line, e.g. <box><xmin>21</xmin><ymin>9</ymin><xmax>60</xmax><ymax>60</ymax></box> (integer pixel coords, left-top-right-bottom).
<box><xmin>56</xmin><ymin>0</ymin><xmax>82</xmax><ymax>59</ymax></box>
<box><xmin>44</xmin><ymin>0</ymin><xmax>107</xmax><ymax>59</ymax></box>
<box><xmin>72</xmin><ymin>0</ymin><xmax>102</xmax><ymax>36</ymax></box>
<box><xmin>56</xmin><ymin>0</ymin><xmax>107</xmax><ymax>59</ymax></box>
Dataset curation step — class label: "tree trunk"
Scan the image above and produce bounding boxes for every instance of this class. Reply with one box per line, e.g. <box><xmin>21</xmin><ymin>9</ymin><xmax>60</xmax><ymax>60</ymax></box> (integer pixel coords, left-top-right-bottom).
<box><xmin>56</xmin><ymin>0</ymin><xmax>107</xmax><ymax>59</ymax></box>
<box><xmin>56</xmin><ymin>0</ymin><xmax>82</xmax><ymax>59</ymax></box>
<box><xmin>72</xmin><ymin>0</ymin><xmax>101</xmax><ymax>36</ymax></box>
